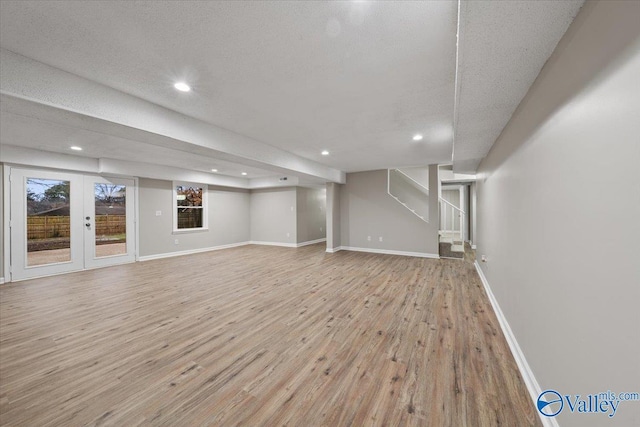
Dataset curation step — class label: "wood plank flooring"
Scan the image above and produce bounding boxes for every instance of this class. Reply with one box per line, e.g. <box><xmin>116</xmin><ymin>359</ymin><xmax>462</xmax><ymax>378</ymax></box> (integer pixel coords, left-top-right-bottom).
<box><xmin>0</xmin><ymin>244</ymin><xmax>541</xmax><ymax>426</ymax></box>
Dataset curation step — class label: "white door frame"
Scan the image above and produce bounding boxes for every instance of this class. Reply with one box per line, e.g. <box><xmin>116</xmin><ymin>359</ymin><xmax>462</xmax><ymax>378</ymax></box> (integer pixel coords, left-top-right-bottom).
<box><xmin>9</xmin><ymin>168</ymin><xmax>84</xmax><ymax>281</ymax></box>
<box><xmin>3</xmin><ymin>165</ymin><xmax>11</xmax><ymax>284</ymax></box>
<box><xmin>84</xmin><ymin>175</ymin><xmax>136</xmax><ymax>270</ymax></box>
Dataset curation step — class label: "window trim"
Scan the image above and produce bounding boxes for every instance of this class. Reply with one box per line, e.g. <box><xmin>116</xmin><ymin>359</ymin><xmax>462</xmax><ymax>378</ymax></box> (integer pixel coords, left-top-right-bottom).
<box><xmin>173</xmin><ymin>181</ymin><xmax>208</xmax><ymax>233</ymax></box>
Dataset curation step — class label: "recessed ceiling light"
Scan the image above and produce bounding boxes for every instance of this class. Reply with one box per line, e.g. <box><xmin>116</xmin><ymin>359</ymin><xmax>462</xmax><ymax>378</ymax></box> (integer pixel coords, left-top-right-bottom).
<box><xmin>321</xmin><ymin>150</ymin><xmax>330</xmax><ymax>156</ymax></box>
<box><xmin>70</xmin><ymin>146</ymin><xmax>82</xmax><ymax>151</ymax></box>
<box><xmin>174</xmin><ymin>82</ymin><xmax>191</xmax><ymax>92</ymax></box>
<box><xmin>412</xmin><ymin>134</ymin><xmax>423</xmax><ymax>141</ymax></box>
<box><xmin>241</xmin><ymin>172</ymin><xmax>248</xmax><ymax>176</ymax></box>
<box><xmin>211</xmin><ymin>168</ymin><xmax>218</xmax><ymax>172</ymax></box>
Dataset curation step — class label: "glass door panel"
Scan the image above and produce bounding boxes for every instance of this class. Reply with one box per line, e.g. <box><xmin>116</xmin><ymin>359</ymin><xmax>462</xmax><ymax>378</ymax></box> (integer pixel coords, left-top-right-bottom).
<box><xmin>10</xmin><ymin>169</ymin><xmax>84</xmax><ymax>281</ymax></box>
<box><xmin>94</xmin><ymin>183</ymin><xmax>127</xmax><ymax>258</ymax></box>
<box><xmin>84</xmin><ymin>176</ymin><xmax>135</xmax><ymax>269</ymax></box>
<box><xmin>26</xmin><ymin>178</ymin><xmax>72</xmax><ymax>266</ymax></box>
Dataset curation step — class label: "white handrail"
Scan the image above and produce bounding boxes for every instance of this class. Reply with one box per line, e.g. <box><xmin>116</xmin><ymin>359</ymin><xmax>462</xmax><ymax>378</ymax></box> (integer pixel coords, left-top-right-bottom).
<box><xmin>387</xmin><ymin>169</ymin><xmax>429</xmax><ymax>223</ymax></box>
<box><xmin>439</xmin><ymin>198</ymin><xmax>466</xmax><ymax>243</ymax></box>
<box><xmin>439</xmin><ymin>197</ymin><xmax>465</xmax><ymax>214</ymax></box>
<box><xmin>391</xmin><ymin>169</ymin><xmax>429</xmax><ymax>195</ymax></box>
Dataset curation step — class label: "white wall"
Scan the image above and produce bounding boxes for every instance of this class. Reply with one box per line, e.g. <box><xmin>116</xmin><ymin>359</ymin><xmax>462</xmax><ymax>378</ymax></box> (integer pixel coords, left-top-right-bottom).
<box><xmin>460</xmin><ymin>185</ymin><xmax>468</xmax><ymax>241</ymax></box>
<box><xmin>296</xmin><ymin>187</ymin><xmax>326</xmax><ymax>244</ymax></box>
<box><xmin>339</xmin><ymin>168</ymin><xmax>440</xmax><ymax>256</ymax></box>
<box><xmin>249</xmin><ymin>187</ymin><xmax>297</xmax><ymax>245</ymax></box>
<box><xmin>476</xmin><ymin>2</ymin><xmax>640</xmax><ymax>426</ymax></box>
<box><xmin>440</xmin><ymin>188</ymin><xmax>461</xmax><ymax>231</ymax></box>
<box><xmin>138</xmin><ymin>178</ymin><xmax>250</xmax><ymax>257</ymax></box>
<box><xmin>441</xmin><ymin>188</ymin><xmax>460</xmax><ymax>208</ymax></box>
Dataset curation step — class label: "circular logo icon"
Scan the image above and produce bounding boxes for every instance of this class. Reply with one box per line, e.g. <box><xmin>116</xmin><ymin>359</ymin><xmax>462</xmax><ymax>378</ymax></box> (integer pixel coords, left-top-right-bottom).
<box><xmin>537</xmin><ymin>390</ymin><xmax>564</xmax><ymax>417</ymax></box>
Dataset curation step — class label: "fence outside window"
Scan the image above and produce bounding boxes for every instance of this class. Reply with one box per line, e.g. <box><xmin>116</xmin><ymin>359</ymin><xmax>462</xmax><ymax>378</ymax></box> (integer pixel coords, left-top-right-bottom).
<box><xmin>27</xmin><ymin>215</ymin><xmax>126</xmax><ymax>240</ymax></box>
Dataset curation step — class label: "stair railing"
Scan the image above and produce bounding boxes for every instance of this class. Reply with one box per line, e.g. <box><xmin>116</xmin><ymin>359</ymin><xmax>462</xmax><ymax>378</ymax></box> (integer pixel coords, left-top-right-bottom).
<box><xmin>439</xmin><ymin>198</ymin><xmax>465</xmax><ymax>244</ymax></box>
<box><xmin>387</xmin><ymin>169</ymin><xmax>429</xmax><ymax>223</ymax></box>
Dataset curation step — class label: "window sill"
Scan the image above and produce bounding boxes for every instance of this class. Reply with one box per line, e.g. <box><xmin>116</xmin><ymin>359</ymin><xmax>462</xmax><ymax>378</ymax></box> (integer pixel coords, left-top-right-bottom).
<box><xmin>172</xmin><ymin>228</ymin><xmax>209</xmax><ymax>235</ymax></box>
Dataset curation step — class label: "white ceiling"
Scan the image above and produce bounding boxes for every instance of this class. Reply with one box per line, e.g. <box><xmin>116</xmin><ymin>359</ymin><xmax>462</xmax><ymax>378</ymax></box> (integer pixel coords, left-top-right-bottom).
<box><xmin>0</xmin><ymin>0</ymin><xmax>583</xmax><ymax>180</ymax></box>
<box><xmin>0</xmin><ymin>112</ymin><xmax>277</xmax><ymax>179</ymax></box>
<box><xmin>454</xmin><ymin>0</ymin><xmax>583</xmax><ymax>173</ymax></box>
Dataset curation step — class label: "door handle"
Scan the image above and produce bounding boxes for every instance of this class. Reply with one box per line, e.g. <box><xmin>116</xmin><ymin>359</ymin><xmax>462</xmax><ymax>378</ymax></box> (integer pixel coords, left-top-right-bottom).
<box><xmin>85</xmin><ymin>223</ymin><xmax>91</xmax><ymax>229</ymax></box>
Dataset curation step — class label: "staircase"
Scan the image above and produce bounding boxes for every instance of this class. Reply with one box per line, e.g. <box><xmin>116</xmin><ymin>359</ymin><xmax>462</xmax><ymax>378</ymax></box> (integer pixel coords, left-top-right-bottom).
<box><xmin>439</xmin><ymin>198</ymin><xmax>465</xmax><ymax>259</ymax></box>
<box><xmin>387</xmin><ymin>168</ymin><xmax>466</xmax><ymax>259</ymax></box>
<box><xmin>387</xmin><ymin>169</ymin><xmax>429</xmax><ymax>222</ymax></box>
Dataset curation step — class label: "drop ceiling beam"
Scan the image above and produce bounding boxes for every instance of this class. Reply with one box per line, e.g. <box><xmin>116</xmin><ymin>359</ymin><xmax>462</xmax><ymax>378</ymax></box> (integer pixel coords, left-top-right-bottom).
<box><xmin>0</xmin><ymin>49</ymin><xmax>345</xmax><ymax>184</ymax></box>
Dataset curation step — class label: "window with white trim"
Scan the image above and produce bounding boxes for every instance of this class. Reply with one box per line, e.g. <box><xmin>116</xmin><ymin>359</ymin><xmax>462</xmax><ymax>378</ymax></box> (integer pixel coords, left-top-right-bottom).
<box><xmin>173</xmin><ymin>182</ymin><xmax>208</xmax><ymax>232</ymax></box>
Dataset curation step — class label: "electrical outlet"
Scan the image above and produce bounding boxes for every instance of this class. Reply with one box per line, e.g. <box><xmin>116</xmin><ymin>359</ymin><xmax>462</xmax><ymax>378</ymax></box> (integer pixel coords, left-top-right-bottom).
<box><xmin>367</xmin><ymin>236</ymin><xmax>371</xmax><ymax>241</ymax></box>
<box><xmin>481</xmin><ymin>255</ymin><xmax>487</xmax><ymax>262</ymax></box>
<box><xmin>286</xmin><ymin>232</ymin><xmax>290</xmax><ymax>238</ymax></box>
<box><xmin>155</xmin><ymin>210</ymin><xmax>162</xmax><ymax>216</ymax></box>
<box><xmin>174</xmin><ymin>239</ymin><xmax>179</xmax><ymax>245</ymax></box>
<box><xmin>320</xmin><ymin>226</ymin><xmax>323</xmax><ymax>232</ymax></box>
<box><xmin>379</xmin><ymin>236</ymin><xmax>383</xmax><ymax>242</ymax></box>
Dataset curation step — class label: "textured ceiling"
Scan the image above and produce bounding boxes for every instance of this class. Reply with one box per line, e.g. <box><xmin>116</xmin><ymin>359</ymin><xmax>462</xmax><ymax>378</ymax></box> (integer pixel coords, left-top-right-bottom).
<box><xmin>0</xmin><ymin>1</ymin><xmax>585</xmax><ymax>178</ymax></box>
<box><xmin>453</xmin><ymin>0</ymin><xmax>584</xmax><ymax>173</ymax></box>
<box><xmin>0</xmin><ymin>0</ymin><xmax>456</xmax><ymax>173</ymax></box>
<box><xmin>0</xmin><ymin>111</ymin><xmax>277</xmax><ymax>179</ymax></box>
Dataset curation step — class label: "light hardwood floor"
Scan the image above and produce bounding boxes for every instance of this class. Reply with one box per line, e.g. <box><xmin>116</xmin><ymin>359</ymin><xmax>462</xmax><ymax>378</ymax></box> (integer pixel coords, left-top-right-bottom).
<box><xmin>0</xmin><ymin>244</ymin><xmax>541</xmax><ymax>426</ymax></box>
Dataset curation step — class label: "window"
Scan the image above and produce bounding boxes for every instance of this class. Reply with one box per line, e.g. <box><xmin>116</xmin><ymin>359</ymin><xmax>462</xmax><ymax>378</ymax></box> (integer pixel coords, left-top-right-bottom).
<box><xmin>173</xmin><ymin>182</ymin><xmax>208</xmax><ymax>232</ymax></box>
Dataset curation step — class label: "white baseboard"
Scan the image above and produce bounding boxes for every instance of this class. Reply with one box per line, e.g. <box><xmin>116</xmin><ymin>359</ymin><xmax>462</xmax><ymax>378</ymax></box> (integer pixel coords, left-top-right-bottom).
<box><xmin>248</xmin><ymin>240</ymin><xmax>297</xmax><ymax>248</ymax></box>
<box><xmin>296</xmin><ymin>238</ymin><xmax>326</xmax><ymax>247</ymax></box>
<box><xmin>473</xmin><ymin>261</ymin><xmax>556</xmax><ymax>427</ymax></box>
<box><xmin>126</xmin><ymin>239</ymin><xmax>327</xmax><ymax>262</ymax></box>
<box><xmin>337</xmin><ymin>246</ymin><xmax>439</xmax><ymax>259</ymax></box>
<box><xmin>0</xmin><ymin>277</ymin><xmax>4</xmax><ymax>285</ymax></box>
<box><xmin>325</xmin><ymin>247</ymin><xmax>341</xmax><ymax>253</ymax></box>
<box><xmin>139</xmin><ymin>241</ymin><xmax>250</xmax><ymax>261</ymax></box>
<box><xmin>249</xmin><ymin>239</ymin><xmax>326</xmax><ymax>248</ymax></box>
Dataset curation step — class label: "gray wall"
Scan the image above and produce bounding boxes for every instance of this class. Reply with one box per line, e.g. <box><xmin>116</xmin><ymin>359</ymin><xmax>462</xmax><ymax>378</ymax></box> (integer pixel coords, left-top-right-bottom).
<box><xmin>399</xmin><ymin>166</ymin><xmax>429</xmax><ymax>188</ymax></box>
<box><xmin>138</xmin><ymin>178</ymin><xmax>250</xmax><ymax>257</ymax></box>
<box><xmin>326</xmin><ymin>182</ymin><xmax>341</xmax><ymax>250</ymax></box>
<box><xmin>339</xmin><ymin>168</ymin><xmax>439</xmax><ymax>255</ymax></box>
<box><xmin>388</xmin><ymin>169</ymin><xmax>430</xmax><ymax>221</ymax></box>
<box><xmin>476</xmin><ymin>2</ymin><xmax>640</xmax><ymax>427</ymax></box>
<box><xmin>296</xmin><ymin>187</ymin><xmax>326</xmax><ymax>244</ymax></box>
<box><xmin>470</xmin><ymin>182</ymin><xmax>477</xmax><ymax>246</ymax></box>
<box><xmin>250</xmin><ymin>187</ymin><xmax>297</xmax><ymax>244</ymax></box>
<box><xmin>0</xmin><ymin>163</ymin><xmax>3</xmax><ymax>279</ymax></box>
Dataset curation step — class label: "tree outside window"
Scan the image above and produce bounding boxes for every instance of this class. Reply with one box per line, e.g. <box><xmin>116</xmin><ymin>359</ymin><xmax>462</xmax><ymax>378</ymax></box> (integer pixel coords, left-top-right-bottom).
<box><xmin>174</xmin><ymin>183</ymin><xmax>207</xmax><ymax>231</ymax></box>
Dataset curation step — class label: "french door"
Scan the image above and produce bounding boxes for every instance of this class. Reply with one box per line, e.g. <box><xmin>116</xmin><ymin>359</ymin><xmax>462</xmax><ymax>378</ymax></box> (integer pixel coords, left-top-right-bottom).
<box><xmin>83</xmin><ymin>175</ymin><xmax>135</xmax><ymax>269</ymax></box>
<box><xmin>9</xmin><ymin>168</ymin><xmax>136</xmax><ymax>281</ymax></box>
